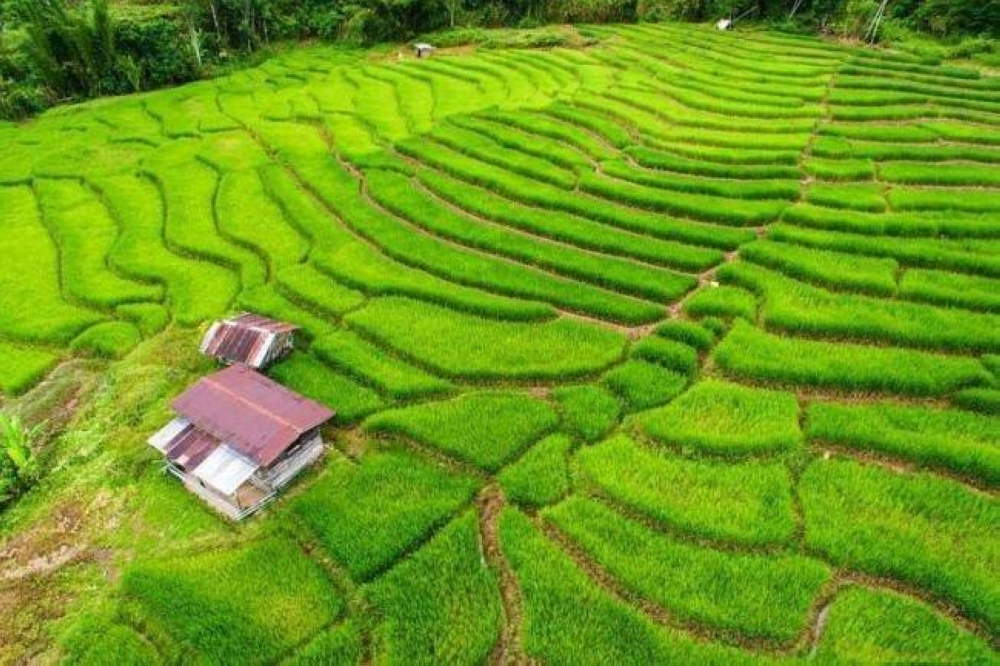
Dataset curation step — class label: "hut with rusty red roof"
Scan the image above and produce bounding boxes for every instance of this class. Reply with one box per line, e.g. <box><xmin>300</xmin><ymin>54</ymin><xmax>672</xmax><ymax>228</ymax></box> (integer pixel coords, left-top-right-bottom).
<box><xmin>200</xmin><ymin>313</ymin><xmax>298</xmax><ymax>370</ymax></box>
<box><xmin>148</xmin><ymin>364</ymin><xmax>334</xmax><ymax>519</ymax></box>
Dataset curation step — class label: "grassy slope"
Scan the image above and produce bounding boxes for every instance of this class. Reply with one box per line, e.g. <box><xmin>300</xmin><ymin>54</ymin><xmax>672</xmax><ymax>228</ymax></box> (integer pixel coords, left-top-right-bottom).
<box><xmin>0</xmin><ymin>22</ymin><xmax>997</xmax><ymax>666</ymax></box>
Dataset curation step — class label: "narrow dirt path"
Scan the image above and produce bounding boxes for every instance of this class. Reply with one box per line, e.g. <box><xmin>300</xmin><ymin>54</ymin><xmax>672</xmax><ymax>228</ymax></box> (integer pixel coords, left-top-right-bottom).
<box><xmin>478</xmin><ymin>485</ymin><xmax>530</xmax><ymax>666</ymax></box>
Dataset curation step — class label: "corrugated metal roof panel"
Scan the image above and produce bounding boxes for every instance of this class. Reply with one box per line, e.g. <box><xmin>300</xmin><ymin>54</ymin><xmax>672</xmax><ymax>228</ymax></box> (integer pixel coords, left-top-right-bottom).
<box><xmin>171</xmin><ymin>365</ymin><xmax>334</xmax><ymax>467</ymax></box>
<box><xmin>148</xmin><ymin>417</ymin><xmax>191</xmax><ymax>452</ymax></box>
<box><xmin>199</xmin><ymin>313</ymin><xmax>298</xmax><ymax>369</ymax></box>
<box><xmin>192</xmin><ymin>444</ymin><xmax>259</xmax><ymax>496</ymax></box>
<box><xmin>164</xmin><ymin>426</ymin><xmax>223</xmax><ymax>471</ymax></box>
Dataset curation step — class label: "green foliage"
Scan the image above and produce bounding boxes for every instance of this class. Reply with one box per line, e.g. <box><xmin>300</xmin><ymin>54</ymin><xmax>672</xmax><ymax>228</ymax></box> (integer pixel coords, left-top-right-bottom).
<box><xmin>769</xmin><ymin>223</ymin><xmax>1000</xmax><ymax>279</ymax></box>
<box><xmin>714</xmin><ymin>320</ymin><xmax>991</xmax><ymax>396</ymax></box>
<box><xmin>640</xmin><ymin>380</ymin><xmax>801</xmax><ymax>456</ymax></box>
<box><xmin>18</xmin><ymin>0</ymin><xmax>127</xmax><ymax>100</ymax></box>
<box><xmin>740</xmin><ymin>239</ymin><xmax>898</xmax><ymax>296</ymax></box>
<box><xmin>654</xmin><ymin>320</ymin><xmax>715</xmax><ymax>351</ymax></box>
<box><xmin>346</xmin><ymin>297</ymin><xmax>627</xmax><ymax>380</ymax></box>
<box><xmin>546</xmin><ymin>496</ymin><xmax>831</xmax><ymax>642</ymax></box>
<box><xmin>683</xmin><ymin>285</ymin><xmax>757</xmax><ymax>321</ymax></box>
<box><xmin>269</xmin><ymin>352</ymin><xmax>385</xmax><ymax>425</ymax></box>
<box><xmin>2</xmin><ymin>21</ymin><xmax>1000</xmax><ymax>664</ymax></box>
<box><xmin>69</xmin><ymin>320</ymin><xmax>142</xmax><ymax>359</ymax></box>
<box><xmin>806</xmin><ymin>182</ymin><xmax>886</xmax><ymax>213</ymax></box>
<box><xmin>499</xmin><ymin>507</ymin><xmax>765</xmax><ymax>665</ymax></box>
<box><xmin>500</xmin><ymin>434</ymin><xmax>573</xmax><ymax>507</ymax></box>
<box><xmin>575</xmin><ymin>435</ymin><xmax>795</xmax><ymax>546</ymax></box>
<box><xmin>122</xmin><ymin>537</ymin><xmax>344</xmax><ymax>664</ymax></box>
<box><xmin>724</xmin><ymin>259</ymin><xmax>1000</xmax><ymax>353</ymax></box>
<box><xmin>0</xmin><ymin>342</ymin><xmax>58</xmax><ymax>396</ymax></box>
<box><xmin>417</xmin><ymin>169</ymin><xmax>722</xmax><ymax>273</ymax></box>
<box><xmin>398</xmin><ymin>137</ymin><xmax>754</xmax><ymax>251</ymax></box>
<box><xmin>366</xmin><ymin>512</ymin><xmax>502</xmax><ymax>666</ymax></box>
<box><xmin>58</xmin><ymin>611</ymin><xmax>159</xmax><ymax>666</ymax></box>
<box><xmin>899</xmin><ymin>269</ymin><xmax>1000</xmax><ymax>313</ymax></box>
<box><xmin>367</xmin><ymin>167</ymin><xmax>694</xmax><ymax>304</ymax></box>
<box><xmin>800</xmin><ymin>458</ymin><xmax>1000</xmax><ymax>632</ymax></box>
<box><xmin>287</xmin><ymin>622</ymin><xmax>363</xmax><ymax>666</ymax></box>
<box><xmin>807</xmin><ymin>401</ymin><xmax>1000</xmax><ymax>485</ymax></box>
<box><xmin>0</xmin><ymin>412</ymin><xmax>42</xmax><ymax>509</ymax></box>
<box><xmin>804</xmin><ymin>156</ymin><xmax>875</xmax><ymax>181</ymax></box>
<box><xmin>0</xmin><ymin>185</ymin><xmax>103</xmax><ymax>343</ymax></box>
<box><xmin>551</xmin><ymin>384</ymin><xmax>620</xmax><ymax>442</ymax></box>
<box><xmin>953</xmin><ymin>388</ymin><xmax>1000</xmax><ymax>415</ymax></box>
<box><xmin>312</xmin><ymin>329</ymin><xmax>454</xmax><ymax>400</ymax></box>
<box><xmin>292</xmin><ymin>450</ymin><xmax>480</xmax><ymax>580</ymax></box>
<box><xmin>365</xmin><ymin>391</ymin><xmax>558</xmax><ymax>471</ymax></box>
<box><xmin>815</xmin><ymin>586</ymin><xmax>995</xmax><ymax>664</ymax></box>
<box><xmin>116</xmin><ymin>303</ymin><xmax>170</xmax><ymax>337</ymax></box>
<box><xmin>602</xmin><ymin>360</ymin><xmax>688</xmax><ymax>411</ymax></box>
<box><xmin>631</xmin><ymin>336</ymin><xmax>698</xmax><ymax>376</ymax></box>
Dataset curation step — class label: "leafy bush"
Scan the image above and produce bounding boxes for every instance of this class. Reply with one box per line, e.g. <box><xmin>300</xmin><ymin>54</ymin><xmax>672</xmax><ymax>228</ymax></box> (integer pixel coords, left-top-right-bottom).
<box><xmin>0</xmin><ymin>413</ymin><xmax>42</xmax><ymax>509</ymax></box>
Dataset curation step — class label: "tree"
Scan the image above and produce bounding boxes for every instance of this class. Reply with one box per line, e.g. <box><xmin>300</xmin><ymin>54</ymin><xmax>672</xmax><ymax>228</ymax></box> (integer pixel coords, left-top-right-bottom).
<box><xmin>17</xmin><ymin>0</ymin><xmax>126</xmax><ymax>99</ymax></box>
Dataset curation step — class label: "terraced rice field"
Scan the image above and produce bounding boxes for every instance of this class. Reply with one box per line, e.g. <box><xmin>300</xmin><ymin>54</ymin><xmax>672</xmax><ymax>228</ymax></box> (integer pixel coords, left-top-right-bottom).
<box><xmin>1</xmin><ymin>22</ymin><xmax>998</xmax><ymax>665</ymax></box>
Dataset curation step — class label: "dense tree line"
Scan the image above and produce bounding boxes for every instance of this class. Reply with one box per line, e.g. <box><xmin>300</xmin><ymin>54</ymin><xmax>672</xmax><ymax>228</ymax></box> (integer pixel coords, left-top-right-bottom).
<box><xmin>1</xmin><ymin>0</ymin><xmax>996</xmax><ymax>120</ymax></box>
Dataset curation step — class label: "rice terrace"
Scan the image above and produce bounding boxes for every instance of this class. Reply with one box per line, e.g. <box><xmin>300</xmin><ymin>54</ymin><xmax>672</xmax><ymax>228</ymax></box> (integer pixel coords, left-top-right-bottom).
<box><xmin>1</xmin><ymin>13</ymin><xmax>1000</xmax><ymax>666</ymax></box>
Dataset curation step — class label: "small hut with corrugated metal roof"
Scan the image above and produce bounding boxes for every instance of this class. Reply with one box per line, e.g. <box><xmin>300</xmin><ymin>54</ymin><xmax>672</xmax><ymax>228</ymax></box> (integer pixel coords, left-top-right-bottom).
<box><xmin>148</xmin><ymin>365</ymin><xmax>334</xmax><ymax>520</ymax></box>
<box><xmin>200</xmin><ymin>313</ymin><xmax>298</xmax><ymax>370</ymax></box>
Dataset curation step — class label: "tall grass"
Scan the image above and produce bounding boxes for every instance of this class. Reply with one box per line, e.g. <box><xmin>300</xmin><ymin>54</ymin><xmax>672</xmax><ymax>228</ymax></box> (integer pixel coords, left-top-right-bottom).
<box><xmin>640</xmin><ymin>380</ymin><xmax>801</xmax><ymax>456</ymax></box>
<box><xmin>575</xmin><ymin>435</ymin><xmax>795</xmax><ymax>546</ymax></box>
<box><xmin>366</xmin><ymin>512</ymin><xmax>502</xmax><ymax>666</ymax></box>
<box><xmin>545</xmin><ymin>497</ymin><xmax>830</xmax><ymax>642</ymax></box>
<box><xmin>806</xmin><ymin>401</ymin><xmax>1000</xmax><ymax>486</ymax></box>
<box><xmin>714</xmin><ymin>320</ymin><xmax>991</xmax><ymax>396</ymax></box>
<box><xmin>800</xmin><ymin>458</ymin><xmax>999</xmax><ymax>633</ymax></box>
<box><xmin>346</xmin><ymin>297</ymin><xmax>627</xmax><ymax>380</ymax></box>
<box><xmin>364</xmin><ymin>391</ymin><xmax>558</xmax><ymax>471</ymax></box>
<box><xmin>291</xmin><ymin>451</ymin><xmax>479</xmax><ymax>580</ymax></box>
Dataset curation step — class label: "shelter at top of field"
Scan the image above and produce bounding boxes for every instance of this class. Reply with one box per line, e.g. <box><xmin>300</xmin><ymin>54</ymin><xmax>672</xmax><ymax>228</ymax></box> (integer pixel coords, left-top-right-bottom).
<box><xmin>200</xmin><ymin>313</ymin><xmax>298</xmax><ymax>370</ymax></box>
<box><xmin>148</xmin><ymin>364</ymin><xmax>334</xmax><ymax>520</ymax></box>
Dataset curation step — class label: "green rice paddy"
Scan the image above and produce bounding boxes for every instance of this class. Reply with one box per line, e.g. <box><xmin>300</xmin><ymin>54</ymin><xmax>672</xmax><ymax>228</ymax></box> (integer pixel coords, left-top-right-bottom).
<box><xmin>0</xmin><ymin>21</ymin><xmax>997</xmax><ymax>665</ymax></box>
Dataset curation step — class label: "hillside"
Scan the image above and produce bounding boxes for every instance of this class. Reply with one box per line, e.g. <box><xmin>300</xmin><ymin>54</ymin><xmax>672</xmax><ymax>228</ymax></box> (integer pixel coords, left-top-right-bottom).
<box><xmin>0</xmin><ymin>23</ymin><xmax>998</xmax><ymax>664</ymax></box>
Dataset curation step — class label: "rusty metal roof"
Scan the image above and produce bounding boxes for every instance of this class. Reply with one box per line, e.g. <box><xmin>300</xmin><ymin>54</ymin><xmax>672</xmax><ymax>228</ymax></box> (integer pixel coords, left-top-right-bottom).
<box><xmin>200</xmin><ymin>313</ymin><xmax>298</xmax><ymax>369</ymax></box>
<box><xmin>161</xmin><ymin>422</ymin><xmax>224</xmax><ymax>471</ymax></box>
<box><xmin>171</xmin><ymin>365</ymin><xmax>334</xmax><ymax>467</ymax></box>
